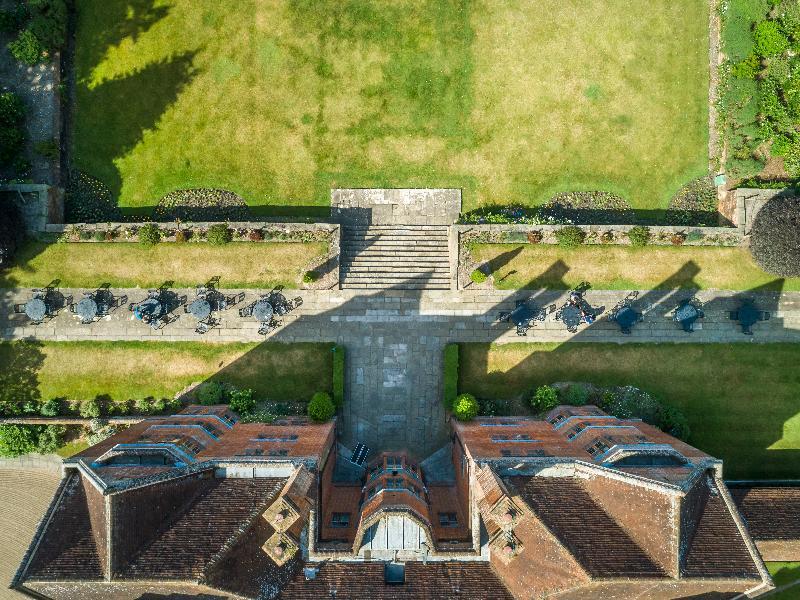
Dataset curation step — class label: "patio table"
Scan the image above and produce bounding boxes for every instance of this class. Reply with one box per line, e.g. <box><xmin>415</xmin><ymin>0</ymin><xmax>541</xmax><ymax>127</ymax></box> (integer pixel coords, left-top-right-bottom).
<box><xmin>559</xmin><ymin>304</ymin><xmax>583</xmax><ymax>331</ymax></box>
<box><xmin>76</xmin><ymin>297</ymin><xmax>98</xmax><ymax>322</ymax></box>
<box><xmin>25</xmin><ymin>298</ymin><xmax>47</xmax><ymax>321</ymax></box>
<box><xmin>135</xmin><ymin>298</ymin><xmax>163</xmax><ymax>320</ymax></box>
<box><xmin>738</xmin><ymin>303</ymin><xmax>760</xmax><ymax>328</ymax></box>
<box><xmin>188</xmin><ymin>298</ymin><xmax>212</xmax><ymax>321</ymax></box>
<box><xmin>674</xmin><ymin>303</ymin><xmax>699</xmax><ymax>324</ymax></box>
<box><xmin>615</xmin><ymin>306</ymin><xmax>641</xmax><ymax>330</ymax></box>
<box><xmin>509</xmin><ymin>302</ymin><xmax>538</xmax><ymax>327</ymax></box>
<box><xmin>253</xmin><ymin>299</ymin><xmax>274</xmax><ymax>323</ymax></box>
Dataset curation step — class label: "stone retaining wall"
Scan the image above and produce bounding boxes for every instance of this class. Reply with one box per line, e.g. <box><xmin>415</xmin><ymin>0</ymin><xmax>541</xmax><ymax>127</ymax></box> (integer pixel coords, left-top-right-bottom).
<box><xmin>2</xmin><ymin>184</ymin><xmax>62</xmax><ymax>231</ymax></box>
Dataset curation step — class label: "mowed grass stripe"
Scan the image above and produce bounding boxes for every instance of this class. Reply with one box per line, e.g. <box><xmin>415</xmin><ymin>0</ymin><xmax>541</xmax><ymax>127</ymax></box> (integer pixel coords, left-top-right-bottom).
<box><xmin>0</xmin><ymin>241</ymin><xmax>327</xmax><ymax>289</ymax></box>
<box><xmin>459</xmin><ymin>343</ymin><xmax>800</xmax><ymax>480</ymax></box>
<box><xmin>470</xmin><ymin>244</ymin><xmax>800</xmax><ymax>291</ymax></box>
<box><xmin>0</xmin><ymin>341</ymin><xmax>334</xmax><ymax>403</ymax></box>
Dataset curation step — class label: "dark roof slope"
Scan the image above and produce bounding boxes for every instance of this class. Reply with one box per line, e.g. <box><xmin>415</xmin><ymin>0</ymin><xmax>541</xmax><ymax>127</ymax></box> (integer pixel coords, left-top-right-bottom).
<box><xmin>683</xmin><ymin>487</ymin><xmax>760</xmax><ymax>578</ymax></box>
<box><xmin>509</xmin><ymin>476</ymin><xmax>666</xmax><ymax>578</ymax></box>
<box><xmin>122</xmin><ymin>477</ymin><xmax>285</xmax><ymax>580</ymax></box>
<box><xmin>279</xmin><ymin>561</ymin><xmax>515</xmax><ymax>600</ymax></box>
<box><xmin>26</xmin><ymin>473</ymin><xmax>104</xmax><ymax>580</ymax></box>
<box><xmin>730</xmin><ymin>486</ymin><xmax>800</xmax><ymax>541</ymax></box>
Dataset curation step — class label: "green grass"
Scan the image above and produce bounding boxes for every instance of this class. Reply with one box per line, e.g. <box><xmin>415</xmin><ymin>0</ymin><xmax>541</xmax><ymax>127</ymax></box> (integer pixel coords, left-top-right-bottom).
<box><xmin>767</xmin><ymin>563</ymin><xmax>800</xmax><ymax>598</ymax></box>
<box><xmin>73</xmin><ymin>0</ymin><xmax>709</xmax><ymax>212</ymax></box>
<box><xmin>443</xmin><ymin>343</ymin><xmax>459</xmax><ymax>410</ymax></box>
<box><xmin>56</xmin><ymin>437</ymin><xmax>90</xmax><ymax>458</ymax></box>
<box><xmin>0</xmin><ymin>341</ymin><xmax>334</xmax><ymax>403</ymax></box>
<box><xmin>458</xmin><ymin>343</ymin><xmax>800</xmax><ymax>480</ymax></box>
<box><xmin>0</xmin><ymin>241</ymin><xmax>327</xmax><ymax>289</ymax></box>
<box><xmin>470</xmin><ymin>244</ymin><xmax>800</xmax><ymax>291</ymax></box>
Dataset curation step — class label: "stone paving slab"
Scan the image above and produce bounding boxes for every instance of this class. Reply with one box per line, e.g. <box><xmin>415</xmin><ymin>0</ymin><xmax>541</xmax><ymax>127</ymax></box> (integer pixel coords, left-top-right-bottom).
<box><xmin>3</xmin><ymin>286</ymin><xmax>800</xmax><ymax>458</ymax></box>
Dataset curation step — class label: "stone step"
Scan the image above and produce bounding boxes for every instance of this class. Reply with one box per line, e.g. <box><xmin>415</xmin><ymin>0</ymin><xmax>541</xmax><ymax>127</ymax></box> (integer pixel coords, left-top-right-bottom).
<box><xmin>341</xmin><ymin>240</ymin><xmax>448</xmax><ymax>249</ymax></box>
<box><xmin>341</xmin><ymin>281</ymin><xmax>451</xmax><ymax>290</ymax></box>
<box><xmin>342</xmin><ymin>236</ymin><xmax>448</xmax><ymax>244</ymax></box>
<box><xmin>344</xmin><ymin>224</ymin><xmax>449</xmax><ymax>232</ymax></box>
<box><xmin>341</xmin><ymin>274</ymin><xmax>451</xmax><ymax>285</ymax></box>
<box><xmin>341</xmin><ymin>259</ymin><xmax>450</xmax><ymax>269</ymax></box>
<box><xmin>342</xmin><ymin>267</ymin><xmax>450</xmax><ymax>276</ymax></box>
<box><xmin>341</xmin><ymin>251</ymin><xmax>450</xmax><ymax>260</ymax></box>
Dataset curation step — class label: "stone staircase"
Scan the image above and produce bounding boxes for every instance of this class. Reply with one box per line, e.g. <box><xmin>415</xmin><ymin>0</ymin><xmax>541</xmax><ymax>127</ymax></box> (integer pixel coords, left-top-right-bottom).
<box><xmin>339</xmin><ymin>224</ymin><xmax>451</xmax><ymax>290</ymax></box>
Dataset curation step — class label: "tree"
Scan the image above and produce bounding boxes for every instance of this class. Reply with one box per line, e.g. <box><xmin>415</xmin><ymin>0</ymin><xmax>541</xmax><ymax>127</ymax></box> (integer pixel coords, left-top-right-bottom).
<box><xmin>749</xmin><ymin>197</ymin><xmax>800</xmax><ymax>277</ymax></box>
<box><xmin>530</xmin><ymin>385</ymin><xmax>558</xmax><ymax>413</ymax></box>
<box><xmin>229</xmin><ymin>388</ymin><xmax>256</xmax><ymax>415</ymax></box>
<box><xmin>0</xmin><ymin>424</ymin><xmax>37</xmax><ymax>457</ymax></box>
<box><xmin>79</xmin><ymin>398</ymin><xmax>101</xmax><ymax>418</ymax></box>
<box><xmin>198</xmin><ymin>382</ymin><xmax>224</xmax><ymax>405</ymax></box>
<box><xmin>453</xmin><ymin>393</ymin><xmax>479</xmax><ymax>421</ymax></box>
<box><xmin>307</xmin><ymin>392</ymin><xmax>334</xmax><ymax>422</ymax></box>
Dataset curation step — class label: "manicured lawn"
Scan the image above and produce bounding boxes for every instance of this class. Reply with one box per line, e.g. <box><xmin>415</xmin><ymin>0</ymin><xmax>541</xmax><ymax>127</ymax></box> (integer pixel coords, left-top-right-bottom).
<box><xmin>0</xmin><ymin>341</ymin><xmax>333</xmax><ymax>403</ymax></box>
<box><xmin>469</xmin><ymin>244</ymin><xmax>800</xmax><ymax>291</ymax></box>
<box><xmin>0</xmin><ymin>241</ymin><xmax>327</xmax><ymax>289</ymax></box>
<box><xmin>73</xmin><ymin>0</ymin><xmax>708</xmax><ymax>213</ymax></box>
<box><xmin>458</xmin><ymin>343</ymin><xmax>800</xmax><ymax>480</ymax></box>
<box><xmin>768</xmin><ymin>562</ymin><xmax>800</xmax><ymax>588</ymax></box>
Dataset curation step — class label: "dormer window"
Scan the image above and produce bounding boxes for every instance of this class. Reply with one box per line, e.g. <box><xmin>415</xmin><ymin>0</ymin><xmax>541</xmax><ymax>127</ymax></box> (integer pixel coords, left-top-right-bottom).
<box><xmin>331</xmin><ymin>512</ymin><xmax>350</xmax><ymax>528</ymax></box>
<box><xmin>439</xmin><ymin>512</ymin><xmax>458</xmax><ymax>527</ymax></box>
<box><xmin>586</xmin><ymin>438</ymin><xmax>610</xmax><ymax>458</ymax></box>
<box><xmin>548</xmin><ymin>412</ymin><xmax>568</xmax><ymax>426</ymax></box>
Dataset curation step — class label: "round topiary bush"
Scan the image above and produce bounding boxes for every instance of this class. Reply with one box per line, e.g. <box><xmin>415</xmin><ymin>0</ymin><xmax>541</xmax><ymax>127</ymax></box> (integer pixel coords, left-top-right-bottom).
<box><xmin>749</xmin><ymin>196</ymin><xmax>800</xmax><ymax>276</ymax></box>
<box><xmin>229</xmin><ymin>388</ymin><xmax>256</xmax><ymax>415</ymax></box>
<box><xmin>207</xmin><ymin>223</ymin><xmax>232</xmax><ymax>246</ymax></box>
<box><xmin>453</xmin><ymin>393</ymin><xmax>479</xmax><ymax>421</ymax></box>
<box><xmin>197</xmin><ymin>382</ymin><xmax>225</xmax><ymax>405</ymax></box>
<box><xmin>626</xmin><ymin>226</ymin><xmax>651</xmax><ymax>247</ymax></box>
<box><xmin>79</xmin><ymin>398</ymin><xmax>102</xmax><ymax>418</ymax></box>
<box><xmin>530</xmin><ymin>385</ymin><xmax>558</xmax><ymax>413</ymax></box>
<box><xmin>470</xmin><ymin>269</ymin><xmax>488</xmax><ymax>284</ymax></box>
<box><xmin>303</xmin><ymin>270</ymin><xmax>319</xmax><ymax>284</ymax></box>
<box><xmin>138</xmin><ymin>223</ymin><xmax>161</xmax><ymax>247</ymax></box>
<box><xmin>307</xmin><ymin>391</ymin><xmax>335</xmax><ymax>422</ymax></box>
<box><xmin>39</xmin><ymin>398</ymin><xmax>62</xmax><ymax>417</ymax></box>
<box><xmin>555</xmin><ymin>226</ymin><xmax>586</xmax><ymax>248</ymax></box>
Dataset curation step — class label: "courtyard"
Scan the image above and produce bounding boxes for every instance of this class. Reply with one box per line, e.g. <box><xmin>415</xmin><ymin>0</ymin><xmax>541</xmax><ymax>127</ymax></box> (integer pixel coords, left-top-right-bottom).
<box><xmin>71</xmin><ymin>0</ymin><xmax>709</xmax><ymax>214</ymax></box>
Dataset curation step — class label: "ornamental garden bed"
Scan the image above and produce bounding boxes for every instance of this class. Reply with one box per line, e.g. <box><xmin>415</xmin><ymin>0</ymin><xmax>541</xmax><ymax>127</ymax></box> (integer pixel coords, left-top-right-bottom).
<box><xmin>457</xmin><ymin>342</ymin><xmax>800</xmax><ymax>480</ymax></box>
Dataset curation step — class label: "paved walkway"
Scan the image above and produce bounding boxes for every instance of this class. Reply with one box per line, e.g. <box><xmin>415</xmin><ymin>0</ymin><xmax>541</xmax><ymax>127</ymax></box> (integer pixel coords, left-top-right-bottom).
<box><xmin>3</xmin><ymin>286</ymin><xmax>800</xmax><ymax>458</ymax></box>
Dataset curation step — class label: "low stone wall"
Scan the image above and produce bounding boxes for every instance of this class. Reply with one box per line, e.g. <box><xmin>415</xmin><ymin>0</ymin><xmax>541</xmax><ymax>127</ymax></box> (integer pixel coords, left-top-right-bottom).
<box><xmin>455</xmin><ymin>223</ymin><xmax>743</xmax><ymax>248</ymax></box>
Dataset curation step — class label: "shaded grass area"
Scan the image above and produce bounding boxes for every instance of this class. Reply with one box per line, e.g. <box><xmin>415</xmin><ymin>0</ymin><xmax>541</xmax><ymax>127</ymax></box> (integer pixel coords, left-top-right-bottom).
<box><xmin>766</xmin><ymin>562</ymin><xmax>800</xmax><ymax>599</ymax></box>
<box><xmin>1</xmin><ymin>241</ymin><xmax>327</xmax><ymax>289</ymax></box>
<box><xmin>73</xmin><ymin>0</ymin><xmax>708</xmax><ymax>211</ymax></box>
<box><xmin>470</xmin><ymin>244</ymin><xmax>800</xmax><ymax>291</ymax></box>
<box><xmin>0</xmin><ymin>341</ymin><xmax>333</xmax><ymax>403</ymax></box>
<box><xmin>459</xmin><ymin>343</ymin><xmax>800</xmax><ymax>479</ymax></box>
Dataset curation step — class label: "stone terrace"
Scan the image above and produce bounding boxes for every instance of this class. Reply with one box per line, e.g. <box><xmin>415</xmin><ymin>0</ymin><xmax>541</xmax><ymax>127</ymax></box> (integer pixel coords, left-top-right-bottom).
<box><xmin>3</xmin><ymin>286</ymin><xmax>800</xmax><ymax>458</ymax></box>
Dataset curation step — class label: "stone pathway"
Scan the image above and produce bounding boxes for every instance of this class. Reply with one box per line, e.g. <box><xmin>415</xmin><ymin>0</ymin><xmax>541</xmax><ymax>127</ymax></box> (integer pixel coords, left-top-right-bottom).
<box><xmin>3</xmin><ymin>286</ymin><xmax>800</xmax><ymax>458</ymax></box>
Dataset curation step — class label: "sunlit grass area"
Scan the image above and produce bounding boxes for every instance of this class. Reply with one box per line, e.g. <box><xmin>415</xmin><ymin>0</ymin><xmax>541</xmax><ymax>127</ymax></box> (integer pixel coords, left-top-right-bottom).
<box><xmin>767</xmin><ymin>562</ymin><xmax>800</xmax><ymax>598</ymax></box>
<box><xmin>469</xmin><ymin>244</ymin><xmax>800</xmax><ymax>291</ymax></box>
<box><xmin>0</xmin><ymin>341</ymin><xmax>333</xmax><ymax>403</ymax></box>
<box><xmin>0</xmin><ymin>241</ymin><xmax>327</xmax><ymax>289</ymax></box>
<box><xmin>459</xmin><ymin>343</ymin><xmax>800</xmax><ymax>480</ymax></box>
<box><xmin>73</xmin><ymin>0</ymin><xmax>709</xmax><ymax>212</ymax></box>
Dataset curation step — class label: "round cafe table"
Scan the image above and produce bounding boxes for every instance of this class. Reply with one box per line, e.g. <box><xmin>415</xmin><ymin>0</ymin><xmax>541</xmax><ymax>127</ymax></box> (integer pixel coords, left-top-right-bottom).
<box><xmin>674</xmin><ymin>303</ymin><xmax>699</xmax><ymax>324</ymax></box>
<box><xmin>615</xmin><ymin>306</ymin><xmax>641</xmax><ymax>330</ymax></box>
<box><xmin>76</xmin><ymin>297</ymin><xmax>98</xmax><ymax>322</ymax></box>
<box><xmin>253</xmin><ymin>299</ymin><xmax>274</xmax><ymax>323</ymax></box>
<box><xmin>738</xmin><ymin>303</ymin><xmax>760</xmax><ymax>328</ymax></box>
<box><xmin>559</xmin><ymin>304</ymin><xmax>583</xmax><ymax>331</ymax></box>
<box><xmin>135</xmin><ymin>298</ymin><xmax>163</xmax><ymax>320</ymax></box>
<box><xmin>25</xmin><ymin>298</ymin><xmax>47</xmax><ymax>322</ymax></box>
<box><xmin>188</xmin><ymin>298</ymin><xmax>212</xmax><ymax>321</ymax></box>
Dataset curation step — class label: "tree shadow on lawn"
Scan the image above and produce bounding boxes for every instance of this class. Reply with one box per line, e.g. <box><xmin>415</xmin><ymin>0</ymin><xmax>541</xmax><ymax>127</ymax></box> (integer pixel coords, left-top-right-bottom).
<box><xmin>0</xmin><ymin>339</ymin><xmax>45</xmax><ymax>416</ymax></box>
<box><xmin>75</xmin><ymin>51</ymin><xmax>198</xmax><ymax>201</ymax></box>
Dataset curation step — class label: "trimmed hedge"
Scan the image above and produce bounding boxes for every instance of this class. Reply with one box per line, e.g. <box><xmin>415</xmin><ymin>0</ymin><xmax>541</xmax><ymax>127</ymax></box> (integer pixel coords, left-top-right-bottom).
<box><xmin>443</xmin><ymin>343</ymin><xmax>459</xmax><ymax>410</ymax></box>
<box><xmin>453</xmin><ymin>393</ymin><xmax>479</xmax><ymax>421</ymax></box>
<box><xmin>332</xmin><ymin>345</ymin><xmax>345</xmax><ymax>408</ymax></box>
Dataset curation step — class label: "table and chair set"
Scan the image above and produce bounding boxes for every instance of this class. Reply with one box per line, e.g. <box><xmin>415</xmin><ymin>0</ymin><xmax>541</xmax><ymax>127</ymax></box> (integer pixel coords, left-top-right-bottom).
<box><xmin>238</xmin><ymin>286</ymin><xmax>303</xmax><ymax>335</ymax></box>
<box><xmin>497</xmin><ymin>283</ymin><xmax>773</xmax><ymax>337</ymax></box>
<box><xmin>11</xmin><ymin>282</ymin><xmax>303</xmax><ymax>336</ymax></box>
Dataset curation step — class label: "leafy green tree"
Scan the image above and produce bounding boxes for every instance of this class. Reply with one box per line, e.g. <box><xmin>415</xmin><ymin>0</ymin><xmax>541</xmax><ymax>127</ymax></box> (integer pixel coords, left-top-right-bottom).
<box><xmin>307</xmin><ymin>392</ymin><xmax>334</xmax><ymax>422</ymax></box>
<box><xmin>79</xmin><ymin>398</ymin><xmax>101</xmax><ymax>418</ymax></box>
<box><xmin>530</xmin><ymin>385</ymin><xmax>558</xmax><ymax>413</ymax></box>
<box><xmin>7</xmin><ymin>28</ymin><xmax>42</xmax><ymax>64</ymax></box>
<box><xmin>453</xmin><ymin>393</ymin><xmax>479</xmax><ymax>421</ymax></box>
<box><xmin>229</xmin><ymin>388</ymin><xmax>256</xmax><ymax>415</ymax></box>
<box><xmin>0</xmin><ymin>425</ymin><xmax>37</xmax><ymax>457</ymax></box>
<box><xmin>35</xmin><ymin>425</ymin><xmax>65</xmax><ymax>453</ymax></box>
<box><xmin>198</xmin><ymin>382</ymin><xmax>225</xmax><ymax>405</ymax></box>
<box><xmin>754</xmin><ymin>20</ymin><xmax>789</xmax><ymax>57</ymax></box>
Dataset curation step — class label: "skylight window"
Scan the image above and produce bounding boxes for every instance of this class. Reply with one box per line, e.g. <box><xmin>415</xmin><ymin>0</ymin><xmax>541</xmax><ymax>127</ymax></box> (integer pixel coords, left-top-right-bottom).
<box><xmin>331</xmin><ymin>512</ymin><xmax>350</xmax><ymax>528</ymax></box>
<box><xmin>439</xmin><ymin>512</ymin><xmax>458</xmax><ymax>527</ymax></box>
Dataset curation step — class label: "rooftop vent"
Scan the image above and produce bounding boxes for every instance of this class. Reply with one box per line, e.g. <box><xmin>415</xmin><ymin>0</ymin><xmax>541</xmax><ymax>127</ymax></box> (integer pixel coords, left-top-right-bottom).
<box><xmin>384</xmin><ymin>562</ymin><xmax>405</xmax><ymax>585</ymax></box>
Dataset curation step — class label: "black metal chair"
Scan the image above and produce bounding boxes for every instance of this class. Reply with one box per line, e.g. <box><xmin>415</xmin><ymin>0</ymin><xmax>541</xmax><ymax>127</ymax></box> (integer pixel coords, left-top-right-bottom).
<box><xmin>729</xmin><ymin>311</ymin><xmax>738</xmax><ymax>321</ymax></box>
<box><xmin>13</xmin><ymin>303</ymin><xmax>26</xmax><ymax>314</ymax></box>
<box><xmin>195</xmin><ymin>317</ymin><xmax>218</xmax><ymax>335</ymax></box>
<box><xmin>258</xmin><ymin>318</ymin><xmax>282</xmax><ymax>335</ymax></box>
<box><xmin>761</xmin><ymin>311</ymin><xmax>771</xmax><ymax>321</ymax></box>
<box><xmin>69</xmin><ymin>303</ymin><xmax>77</xmax><ymax>314</ymax></box>
<box><xmin>291</xmin><ymin>297</ymin><xmax>303</xmax><ymax>310</ymax></box>
<box><xmin>497</xmin><ymin>311</ymin><xmax>511</xmax><ymax>322</ymax></box>
<box><xmin>239</xmin><ymin>303</ymin><xmax>255</xmax><ymax>318</ymax></box>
